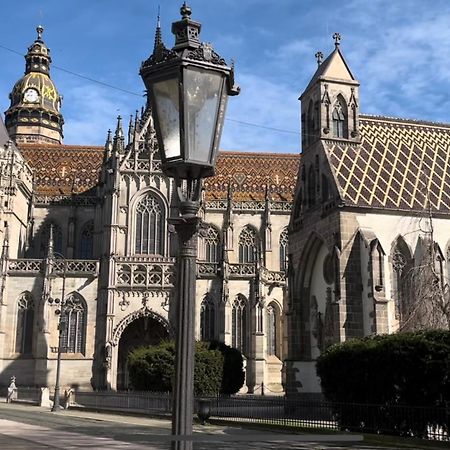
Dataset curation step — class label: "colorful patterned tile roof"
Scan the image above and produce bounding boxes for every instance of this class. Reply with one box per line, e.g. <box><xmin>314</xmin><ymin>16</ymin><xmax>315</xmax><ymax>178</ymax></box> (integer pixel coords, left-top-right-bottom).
<box><xmin>17</xmin><ymin>144</ymin><xmax>301</xmax><ymax>201</ymax></box>
<box><xmin>205</xmin><ymin>152</ymin><xmax>300</xmax><ymax>202</ymax></box>
<box><xmin>327</xmin><ymin>115</ymin><xmax>450</xmax><ymax>212</ymax></box>
<box><xmin>19</xmin><ymin>144</ymin><xmax>104</xmax><ymax>196</ymax></box>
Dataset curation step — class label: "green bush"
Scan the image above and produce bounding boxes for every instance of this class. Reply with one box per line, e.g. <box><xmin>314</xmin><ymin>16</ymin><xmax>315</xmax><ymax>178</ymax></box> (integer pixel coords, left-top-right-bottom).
<box><xmin>128</xmin><ymin>340</ymin><xmax>224</xmax><ymax>396</ymax></box>
<box><xmin>316</xmin><ymin>330</ymin><xmax>450</xmax><ymax>435</ymax></box>
<box><xmin>316</xmin><ymin>330</ymin><xmax>450</xmax><ymax>406</ymax></box>
<box><xmin>208</xmin><ymin>341</ymin><xmax>245</xmax><ymax>395</ymax></box>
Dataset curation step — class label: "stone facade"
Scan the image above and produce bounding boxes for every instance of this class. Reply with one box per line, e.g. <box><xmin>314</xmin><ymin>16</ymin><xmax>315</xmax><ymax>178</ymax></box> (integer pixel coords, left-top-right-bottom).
<box><xmin>0</xmin><ymin>27</ymin><xmax>299</xmax><ymax>394</ymax></box>
<box><xmin>287</xmin><ymin>38</ymin><xmax>450</xmax><ymax>394</ymax></box>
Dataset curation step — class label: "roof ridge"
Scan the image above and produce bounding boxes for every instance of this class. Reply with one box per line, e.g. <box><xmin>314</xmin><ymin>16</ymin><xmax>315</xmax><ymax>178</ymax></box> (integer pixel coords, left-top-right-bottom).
<box><xmin>360</xmin><ymin>114</ymin><xmax>450</xmax><ymax>130</ymax></box>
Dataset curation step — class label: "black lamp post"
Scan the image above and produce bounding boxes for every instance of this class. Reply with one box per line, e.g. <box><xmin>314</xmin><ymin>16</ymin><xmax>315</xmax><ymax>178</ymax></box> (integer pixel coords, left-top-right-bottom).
<box><xmin>48</xmin><ymin>252</ymin><xmax>67</xmax><ymax>412</ymax></box>
<box><xmin>140</xmin><ymin>4</ymin><xmax>238</xmax><ymax>449</ymax></box>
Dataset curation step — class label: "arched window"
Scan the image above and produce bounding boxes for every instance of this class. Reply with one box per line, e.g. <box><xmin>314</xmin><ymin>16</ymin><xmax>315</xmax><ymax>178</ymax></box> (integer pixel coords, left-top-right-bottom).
<box><xmin>40</xmin><ymin>223</ymin><xmax>63</xmax><ymax>257</ymax></box>
<box><xmin>204</xmin><ymin>226</ymin><xmax>220</xmax><ymax>263</ymax></box>
<box><xmin>434</xmin><ymin>244</ymin><xmax>445</xmax><ymax>288</ymax></box>
<box><xmin>239</xmin><ymin>226</ymin><xmax>258</xmax><ymax>263</ymax></box>
<box><xmin>135</xmin><ymin>193</ymin><xmax>164</xmax><ymax>255</ymax></box>
<box><xmin>61</xmin><ymin>294</ymin><xmax>86</xmax><ymax>354</ymax></box>
<box><xmin>308</xmin><ymin>166</ymin><xmax>316</xmax><ymax>207</ymax></box>
<box><xmin>200</xmin><ymin>295</ymin><xmax>215</xmax><ymax>341</ymax></box>
<box><xmin>15</xmin><ymin>292</ymin><xmax>34</xmax><ymax>354</ymax></box>
<box><xmin>232</xmin><ymin>295</ymin><xmax>248</xmax><ymax>354</ymax></box>
<box><xmin>266</xmin><ymin>303</ymin><xmax>279</xmax><ymax>357</ymax></box>
<box><xmin>392</xmin><ymin>237</ymin><xmax>412</xmax><ymax>321</ymax></box>
<box><xmin>307</xmin><ymin>100</ymin><xmax>314</xmax><ymax>145</ymax></box>
<box><xmin>332</xmin><ymin>98</ymin><xmax>347</xmax><ymax>138</ymax></box>
<box><xmin>279</xmin><ymin>228</ymin><xmax>288</xmax><ymax>272</ymax></box>
<box><xmin>79</xmin><ymin>221</ymin><xmax>94</xmax><ymax>259</ymax></box>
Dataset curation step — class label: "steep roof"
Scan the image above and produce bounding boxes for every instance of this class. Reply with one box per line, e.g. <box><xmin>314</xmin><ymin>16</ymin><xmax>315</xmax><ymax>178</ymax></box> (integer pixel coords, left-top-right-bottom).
<box><xmin>19</xmin><ymin>144</ymin><xmax>104</xmax><ymax>196</ymax></box>
<box><xmin>205</xmin><ymin>151</ymin><xmax>300</xmax><ymax>202</ymax></box>
<box><xmin>18</xmin><ymin>143</ymin><xmax>300</xmax><ymax>201</ymax></box>
<box><xmin>326</xmin><ymin>115</ymin><xmax>450</xmax><ymax>212</ymax></box>
<box><xmin>301</xmin><ymin>47</ymin><xmax>356</xmax><ymax>97</ymax></box>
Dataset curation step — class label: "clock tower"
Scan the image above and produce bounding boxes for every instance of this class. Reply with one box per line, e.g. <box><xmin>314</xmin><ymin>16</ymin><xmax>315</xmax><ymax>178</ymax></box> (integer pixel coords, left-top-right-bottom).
<box><xmin>5</xmin><ymin>26</ymin><xmax>64</xmax><ymax>145</ymax></box>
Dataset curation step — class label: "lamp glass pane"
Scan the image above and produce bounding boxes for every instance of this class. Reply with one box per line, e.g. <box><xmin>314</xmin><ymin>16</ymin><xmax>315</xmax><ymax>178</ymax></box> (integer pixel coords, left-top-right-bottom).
<box><xmin>184</xmin><ymin>68</ymin><xmax>224</xmax><ymax>163</ymax></box>
<box><xmin>153</xmin><ymin>79</ymin><xmax>181</xmax><ymax>159</ymax></box>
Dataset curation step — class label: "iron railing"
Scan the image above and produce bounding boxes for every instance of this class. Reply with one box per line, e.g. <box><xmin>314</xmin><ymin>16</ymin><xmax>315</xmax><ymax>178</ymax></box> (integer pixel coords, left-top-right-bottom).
<box><xmin>71</xmin><ymin>392</ymin><xmax>449</xmax><ymax>442</ymax></box>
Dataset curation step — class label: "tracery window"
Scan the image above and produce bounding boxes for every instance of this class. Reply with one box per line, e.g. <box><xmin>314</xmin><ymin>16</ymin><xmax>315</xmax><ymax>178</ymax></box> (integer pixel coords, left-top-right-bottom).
<box><xmin>200</xmin><ymin>295</ymin><xmax>215</xmax><ymax>341</ymax></box>
<box><xmin>308</xmin><ymin>166</ymin><xmax>316</xmax><ymax>207</ymax></box>
<box><xmin>332</xmin><ymin>98</ymin><xmax>347</xmax><ymax>138</ymax></box>
<box><xmin>232</xmin><ymin>295</ymin><xmax>248</xmax><ymax>354</ymax></box>
<box><xmin>266</xmin><ymin>303</ymin><xmax>278</xmax><ymax>357</ymax></box>
<box><xmin>60</xmin><ymin>295</ymin><xmax>86</xmax><ymax>354</ymax></box>
<box><xmin>279</xmin><ymin>228</ymin><xmax>288</xmax><ymax>272</ymax></box>
<box><xmin>392</xmin><ymin>237</ymin><xmax>411</xmax><ymax>320</ymax></box>
<box><xmin>239</xmin><ymin>226</ymin><xmax>258</xmax><ymax>263</ymax></box>
<box><xmin>40</xmin><ymin>223</ymin><xmax>63</xmax><ymax>257</ymax></box>
<box><xmin>79</xmin><ymin>221</ymin><xmax>94</xmax><ymax>259</ymax></box>
<box><xmin>135</xmin><ymin>193</ymin><xmax>164</xmax><ymax>255</ymax></box>
<box><xmin>434</xmin><ymin>244</ymin><xmax>445</xmax><ymax>288</ymax></box>
<box><xmin>204</xmin><ymin>226</ymin><xmax>220</xmax><ymax>263</ymax></box>
<box><xmin>15</xmin><ymin>292</ymin><xmax>34</xmax><ymax>354</ymax></box>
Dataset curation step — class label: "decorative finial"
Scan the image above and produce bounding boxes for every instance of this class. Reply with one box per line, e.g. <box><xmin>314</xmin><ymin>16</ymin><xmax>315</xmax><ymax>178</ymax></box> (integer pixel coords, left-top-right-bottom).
<box><xmin>36</xmin><ymin>25</ymin><xmax>44</xmax><ymax>41</ymax></box>
<box><xmin>333</xmin><ymin>32</ymin><xmax>341</xmax><ymax>48</ymax></box>
<box><xmin>154</xmin><ymin>7</ymin><xmax>164</xmax><ymax>52</ymax></box>
<box><xmin>180</xmin><ymin>2</ymin><xmax>192</xmax><ymax>19</ymax></box>
<box><xmin>315</xmin><ymin>51</ymin><xmax>323</xmax><ymax>66</ymax></box>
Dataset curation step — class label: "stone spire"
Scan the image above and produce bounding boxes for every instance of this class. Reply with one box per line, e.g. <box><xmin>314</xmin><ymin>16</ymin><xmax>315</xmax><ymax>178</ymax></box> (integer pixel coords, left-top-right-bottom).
<box><xmin>113</xmin><ymin>116</ymin><xmax>125</xmax><ymax>153</ymax></box>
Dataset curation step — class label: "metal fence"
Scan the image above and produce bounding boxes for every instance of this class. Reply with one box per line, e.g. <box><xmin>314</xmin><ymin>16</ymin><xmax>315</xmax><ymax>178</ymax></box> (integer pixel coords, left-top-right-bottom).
<box><xmin>14</xmin><ymin>387</ymin><xmax>41</xmax><ymax>404</ymax></box>
<box><xmin>71</xmin><ymin>391</ymin><xmax>449</xmax><ymax>442</ymax></box>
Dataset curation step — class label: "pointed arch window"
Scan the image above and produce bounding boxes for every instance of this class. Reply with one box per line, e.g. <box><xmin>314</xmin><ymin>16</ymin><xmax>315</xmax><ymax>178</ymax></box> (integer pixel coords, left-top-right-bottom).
<box><xmin>279</xmin><ymin>228</ymin><xmax>288</xmax><ymax>272</ymax></box>
<box><xmin>392</xmin><ymin>237</ymin><xmax>412</xmax><ymax>321</ymax></box>
<box><xmin>308</xmin><ymin>166</ymin><xmax>316</xmax><ymax>207</ymax></box>
<box><xmin>200</xmin><ymin>295</ymin><xmax>215</xmax><ymax>341</ymax></box>
<box><xmin>232</xmin><ymin>295</ymin><xmax>248</xmax><ymax>355</ymax></box>
<box><xmin>204</xmin><ymin>226</ymin><xmax>220</xmax><ymax>263</ymax></box>
<box><xmin>61</xmin><ymin>294</ymin><xmax>86</xmax><ymax>354</ymax></box>
<box><xmin>135</xmin><ymin>193</ymin><xmax>164</xmax><ymax>255</ymax></box>
<box><xmin>434</xmin><ymin>244</ymin><xmax>445</xmax><ymax>288</ymax></box>
<box><xmin>332</xmin><ymin>98</ymin><xmax>347</xmax><ymax>138</ymax></box>
<box><xmin>15</xmin><ymin>292</ymin><xmax>34</xmax><ymax>354</ymax></box>
<box><xmin>239</xmin><ymin>226</ymin><xmax>258</xmax><ymax>263</ymax></box>
<box><xmin>79</xmin><ymin>221</ymin><xmax>94</xmax><ymax>259</ymax></box>
<box><xmin>40</xmin><ymin>223</ymin><xmax>63</xmax><ymax>257</ymax></box>
<box><xmin>266</xmin><ymin>303</ymin><xmax>279</xmax><ymax>357</ymax></box>
<box><xmin>307</xmin><ymin>100</ymin><xmax>314</xmax><ymax>145</ymax></box>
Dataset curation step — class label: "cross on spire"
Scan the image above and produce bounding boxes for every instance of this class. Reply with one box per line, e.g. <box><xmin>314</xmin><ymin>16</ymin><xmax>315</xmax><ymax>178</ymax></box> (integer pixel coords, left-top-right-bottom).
<box><xmin>333</xmin><ymin>32</ymin><xmax>341</xmax><ymax>48</ymax></box>
<box><xmin>315</xmin><ymin>51</ymin><xmax>323</xmax><ymax>66</ymax></box>
<box><xmin>36</xmin><ymin>25</ymin><xmax>44</xmax><ymax>41</ymax></box>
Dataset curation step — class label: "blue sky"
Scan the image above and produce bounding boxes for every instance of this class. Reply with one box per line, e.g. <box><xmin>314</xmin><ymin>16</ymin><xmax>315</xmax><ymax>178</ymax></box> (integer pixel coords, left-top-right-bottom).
<box><xmin>1</xmin><ymin>0</ymin><xmax>450</xmax><ymax>153</ymax></box>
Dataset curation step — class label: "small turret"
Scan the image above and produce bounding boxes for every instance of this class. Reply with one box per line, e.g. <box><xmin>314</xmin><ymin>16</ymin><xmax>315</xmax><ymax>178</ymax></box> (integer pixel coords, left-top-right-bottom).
<box><xmin>113</xmin><ymin>116</ymin><xmax>125</xmax><ymax>153</ymax></box>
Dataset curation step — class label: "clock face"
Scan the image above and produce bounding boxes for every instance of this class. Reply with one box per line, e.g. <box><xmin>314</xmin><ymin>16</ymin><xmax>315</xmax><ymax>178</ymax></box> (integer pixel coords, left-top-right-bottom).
<box><xmin>23</xmin><ymin>88</ymin><xmax>39</xmax><ymax>103</ymax></box>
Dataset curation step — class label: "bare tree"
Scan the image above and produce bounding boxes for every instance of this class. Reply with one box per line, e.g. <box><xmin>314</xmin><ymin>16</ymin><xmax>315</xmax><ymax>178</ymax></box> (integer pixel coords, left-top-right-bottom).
<box><xmin>398</xmin><ymin>201</ymin><xmax>450</xmax><ymax>331</ymax></box>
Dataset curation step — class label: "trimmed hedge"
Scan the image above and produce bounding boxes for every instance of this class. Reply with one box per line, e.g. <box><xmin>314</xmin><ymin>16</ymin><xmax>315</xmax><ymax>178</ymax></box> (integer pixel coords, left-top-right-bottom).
<box><xmin>128</xmin><ymin>340</ymin><xmax>245</xmax><ymax>396</ymax></box>
<box><xmin>316</xmin><ymin>330</ymin><xmax>450</xmax><ymax>435</ymax></box>
<box><xmin>316</xmin><ymin>330</ymin><xmax>450</xmax><ymax>406</ymax></box>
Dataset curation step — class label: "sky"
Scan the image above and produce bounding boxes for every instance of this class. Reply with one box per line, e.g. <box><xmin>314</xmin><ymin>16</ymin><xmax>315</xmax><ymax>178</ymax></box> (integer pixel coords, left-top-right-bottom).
<box><xmin>1</xmin><ymin>0</ymin><xmax>450</xmax><ymax>153</ymax></box>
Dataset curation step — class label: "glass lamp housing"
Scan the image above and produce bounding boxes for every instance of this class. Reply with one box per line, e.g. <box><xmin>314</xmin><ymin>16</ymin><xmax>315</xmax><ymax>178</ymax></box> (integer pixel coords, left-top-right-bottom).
<box><xmin>148</xmin><ymin>64</ymin><xmax>228</xmax><ymax>179</ymax></box>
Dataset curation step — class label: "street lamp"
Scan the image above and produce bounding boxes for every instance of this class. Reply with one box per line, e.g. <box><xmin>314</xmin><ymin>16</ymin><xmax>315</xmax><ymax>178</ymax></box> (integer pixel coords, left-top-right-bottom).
<box><xmin>45</xmin><ymin>226</ymin><xmax>68</xmax><ymax>412</ymax></box>
<box><xmin>140</xmin><ymin>4</ymin><xmax>238</xmax><ymax>449</ymax></box>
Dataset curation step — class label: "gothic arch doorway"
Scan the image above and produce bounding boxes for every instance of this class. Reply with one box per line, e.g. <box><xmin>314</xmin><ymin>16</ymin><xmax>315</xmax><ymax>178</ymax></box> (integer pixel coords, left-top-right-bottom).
<box><xmin>116</xmin><ymin>313</ymin><xmax>169</xmax><ymax>390</ymax></box>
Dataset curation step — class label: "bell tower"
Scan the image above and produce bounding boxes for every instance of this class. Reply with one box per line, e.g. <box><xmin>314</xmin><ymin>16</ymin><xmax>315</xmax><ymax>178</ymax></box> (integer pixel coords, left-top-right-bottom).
<box><xmin>5</xmin><ymin>26</ymin><xmax>64</xmax><ymax>145</ymax></box>
<box><xmin>300</xmin><ymin>33</ymin><xmax>360</xmax><ymax>151</ymax></box>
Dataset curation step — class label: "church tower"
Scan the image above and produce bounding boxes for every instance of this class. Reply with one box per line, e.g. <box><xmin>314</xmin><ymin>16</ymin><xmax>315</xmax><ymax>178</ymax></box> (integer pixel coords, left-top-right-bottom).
<box><xmin>300</xmin><ymin>33</ymin><xmax>360</xmax><ymax>150</ymax></box>
<box><xmin>5</xmin><ymin>26</ymin><xmax>64</xmax><ymax>145</ymax></box>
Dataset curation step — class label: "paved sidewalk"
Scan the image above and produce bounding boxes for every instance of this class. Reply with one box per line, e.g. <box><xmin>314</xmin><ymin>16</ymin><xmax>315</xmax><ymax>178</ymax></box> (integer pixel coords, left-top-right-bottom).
<box><xmin>0</xmin><ymin>401</ymin><xmax>422</xmax><ymax>449</ymax></box>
